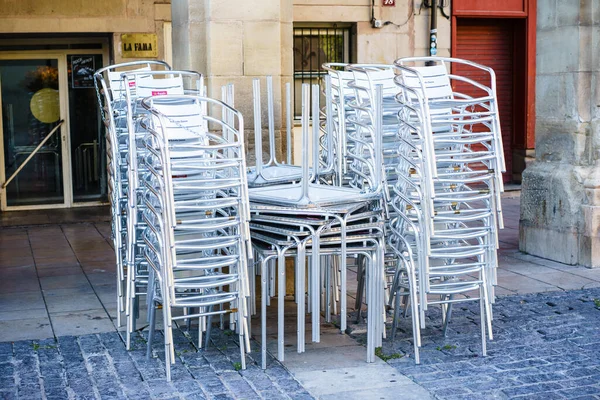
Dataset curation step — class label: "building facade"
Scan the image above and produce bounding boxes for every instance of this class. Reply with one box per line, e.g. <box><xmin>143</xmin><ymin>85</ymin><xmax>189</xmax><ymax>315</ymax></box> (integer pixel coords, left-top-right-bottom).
<box><xmin>4</xmin><ymin>0</ymin><xmax>591</xmax><ymax>273</ymax></box>
<box><xmin>0</xmin><ymin>0</ymin><xmax>171</xmax><ymax>211</ymax></box>
<box><xmin>170</xmin><ymin>0</ymin><xmax>453</xmax><ymax>165</ymax></box>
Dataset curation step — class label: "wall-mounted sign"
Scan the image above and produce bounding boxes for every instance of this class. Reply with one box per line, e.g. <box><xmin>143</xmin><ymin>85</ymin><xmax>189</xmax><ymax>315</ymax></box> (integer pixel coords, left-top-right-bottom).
<box><xmin>121</xmin><ymin>33</ymin><xmax>158</xmax><ymax>58</ymax></box>
<box><xmin>70</xmin><ymin>55</ymin><xmax>95</xmax><ymax>88</ymax></box>
<box><xmin>382</xmin><ymin>0</ymin><xmax>395</xmax><ymax>5</ymax></box>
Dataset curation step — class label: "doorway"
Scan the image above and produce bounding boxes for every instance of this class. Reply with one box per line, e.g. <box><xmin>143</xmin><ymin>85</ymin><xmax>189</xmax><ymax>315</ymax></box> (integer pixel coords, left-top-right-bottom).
<box><xmin>0</xmin><ymin>47</ymin><xmax>107</xmax><ymax>210</ymax></box>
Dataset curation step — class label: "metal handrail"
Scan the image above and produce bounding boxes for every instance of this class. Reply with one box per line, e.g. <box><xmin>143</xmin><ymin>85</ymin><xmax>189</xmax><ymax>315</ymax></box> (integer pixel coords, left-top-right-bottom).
<box><xmin>1</xmin><ymin>119</ymin><xmax>64</xmax><ymax>190</ymax></box>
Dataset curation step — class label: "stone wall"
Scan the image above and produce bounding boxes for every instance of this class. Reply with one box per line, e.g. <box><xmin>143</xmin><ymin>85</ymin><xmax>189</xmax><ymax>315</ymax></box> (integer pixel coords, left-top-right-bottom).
<box><xmin>520</xmin><ymin>0</ymin><xmax>600</xmax><ymax>267</ymax></box>
<box><xmin>172</xmin><ymin>0</ymin><xmax>292</xmax><ymax>163</ymax></box>
<box><xmin>293</xmin><ymin>0</ymin><xmax>451</xmax><ymax>61</ymax></box>
<box><xmin>172</xmin><ymin>0</ymin><xmax>450</xmax><ymax>164</ymax></box>
<box><xmin>0</xmin><ymin>0</ymin><xmax>172</xmax><ymax>63</ymax></box>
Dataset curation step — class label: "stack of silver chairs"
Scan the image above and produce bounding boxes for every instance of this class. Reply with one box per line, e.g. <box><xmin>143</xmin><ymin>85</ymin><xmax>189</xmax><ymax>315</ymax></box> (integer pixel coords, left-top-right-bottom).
<box><xmin>94</xmin><ymin>61</ymin><xmax>172</xmax><ymax>333</ymax></box>
<box><xmin>120</xmin><ymin>70</ymin><xmax>204</xmax><ymax>349</ymax></box>
<box><xmin>249</xmin><ymin>82</ymin><xmax>388</xmax><ymax>368</ymax></box>
<box><xmin>95</xmin><ymin>64</ymin><xmax>205</xmax><ymax>350</ymax></box>
<box><xmin>139</xmin><ymin>94</ymin><xmax>252</xmax><ymax>381</ymax></box>
<box><xmin>387</xmin><ymin>56</ymin><xmax>504</xmax><ymax>363</ymax></box>
<box><xmin>322</xmin><ymin>63</ymin><xmax>403</xmax><ymax>326</ymax></box>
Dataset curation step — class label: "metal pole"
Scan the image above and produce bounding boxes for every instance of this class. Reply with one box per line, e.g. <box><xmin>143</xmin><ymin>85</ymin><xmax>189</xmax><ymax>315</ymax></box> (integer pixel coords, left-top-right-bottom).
<box><xmin>427</xmin><ymin>0</ymin><xmax>438</xmax><ymax>64</ymax></box>
<box><xmin>286</xmin><ymin>82</ymin><xmax>292</xmax><ymax>165</ymax></box>
<box><xmin>266</xmin><ymin>76</ymin><xmax>276</xmax><ymax>165</ymax></box>
<box><xmin>252</xmin><ymin>79</ymin><xmax>263</xmax><ymax>175</ymax></box>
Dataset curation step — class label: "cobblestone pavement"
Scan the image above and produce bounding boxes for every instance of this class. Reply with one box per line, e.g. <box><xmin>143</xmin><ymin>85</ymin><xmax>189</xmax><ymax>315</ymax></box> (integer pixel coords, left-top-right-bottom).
<box><xmin>357</xmin><ymin>288</ymin><xmax>600</xmax><ymax>400</ymax></box>
<box><xmin>0</xmin><ymin>328</ymin><xmax>314</xmax><ymax>400</ymax></box>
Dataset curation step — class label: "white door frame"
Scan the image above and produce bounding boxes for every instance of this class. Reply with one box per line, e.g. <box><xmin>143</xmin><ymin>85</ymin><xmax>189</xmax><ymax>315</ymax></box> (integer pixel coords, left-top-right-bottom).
<box><xmin>0</xmin><ymin>46</ymin><xmax>108</xmax><ymax>211</ymax></box>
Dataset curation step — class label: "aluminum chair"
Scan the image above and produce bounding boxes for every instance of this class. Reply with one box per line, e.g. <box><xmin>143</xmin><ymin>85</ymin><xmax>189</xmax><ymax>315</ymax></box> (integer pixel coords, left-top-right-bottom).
<box><xmin>385</xmin><ymin>57</ymin><xmax>503</xmax><ymax>364</ymax></box>
<box><xmin>394</xmin><ymin>58</ymin><xmax>503</xmax><ymax>302</ymax></box>
<box><xmin>118</xmin><ymin>70</ymin><xmax>205</xmax><ymax>350</ymax></box>
<box><xmin>93</xmin><ymin>61</ymin><xmax>171</xmax><ymax>329</ymax></box>
<box><xmin>139</xmin><ymin>94</ymin><xmax>252</xmax><ymax>381</ymax></box>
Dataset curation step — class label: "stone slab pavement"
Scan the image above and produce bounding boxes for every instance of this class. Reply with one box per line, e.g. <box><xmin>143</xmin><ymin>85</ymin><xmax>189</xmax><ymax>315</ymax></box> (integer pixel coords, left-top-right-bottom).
<box><xmin>1</xmin><ymin>194</ymin><xmax>600</xmax><ymax>399</ymax></box>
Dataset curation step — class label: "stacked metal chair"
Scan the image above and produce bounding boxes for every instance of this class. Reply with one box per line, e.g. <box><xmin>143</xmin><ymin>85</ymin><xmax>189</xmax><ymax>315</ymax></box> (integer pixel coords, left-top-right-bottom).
<box><xmin>120</xmin><ymin>70</ymin><xmax>204</xmax><ymax>349</ymax></box>
<box><xmin>139</xmin><ymin>94</ymin><xmax>252</xmax><ymax>381</ymax></box>
<box><xmin>322</xmin><ymin>63</ymin><xmax>403</xmax><ymax>327</ymax></box>
<box><xmin>387</xmin><ymin>56</ymin><xmax>504</xmax><ymax>363</ymax></box>
<box><xmin>93</xmin><ymin>55</ymin><xmax>503</xmax><ymax>377</ymax></box>
<box><xmin>93</xmin><ymin>61</ymin><xmax>171</xmax><ymax>332</ymax></box>
<box><xmin>95</xmin><ymin>64</ymin><xmax>205</xmax><ymax>350</ymax></box>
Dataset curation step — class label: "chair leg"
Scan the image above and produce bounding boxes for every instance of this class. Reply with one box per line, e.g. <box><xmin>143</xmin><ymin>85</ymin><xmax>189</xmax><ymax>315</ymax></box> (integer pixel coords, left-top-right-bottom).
<box><xmin>238</xmin><ymin>296</ymin><xmax>248</xmax><ymax>370</ymax></box>
<box><xmin>132</xmin><ymin>292</ymin><xmax>139</xmax><ymax>332</ymax></box>
<box><xmin>479</xmin><ymin>285</ymin><xmax>487</xmax><ymax>357</ymax></box>
<box><xmin>261</xmin><ymin>257</ymin><xmax>268</xmax><ymax>369</ymax></box>
<box><xmin>277</xmin><ymin>252</ymin><xmax>286</xmax><ymax>361</ymax></box>
<box><xmin>325</xmin><ymin>256</ymin><xmax>331</xmax><ymax>323</ymax></box>
<box><xmin>391</xmin><ymin>287</ymin><xmax>402</xmax><ymax>339</ymax></box>
<box><xmin>146</xmin><ymin>299</ymin><xmax>157</xmax><ymax>360</ymax></box>
<box><xmin>164</xmin><ymin>330</ymin><xmax>172</xmax><ymax>382</ymax></box>
<box><xmin>198</xmin><ymin>313</ymin><xmax>204</xmax><ymax>349</ymax></box>
<box><xmin>204</xmin><ymin>306</ymin><xmax>214</xmax><ymax>350</ymax></box>
<box><xmin>297</xmin><ymin>245</ymin><xmax>306</xmax><ymax>354</ymax></box>
<box><xmin>355</xmin><ymin>257</ymin><xmax>366</xmax><ymax>324</ymax></box>
<box><xmin>125</xmin><ymin>274</ymin><xmax>134</xmax><ymax>350</ymax></box>
<box><xmin>442</xmin><ymin>296</ymin><xmax>453</xmax><ymax>337</ymax></box>
<box><xmin>354</xmin><ymin>257</ymin><xmax>363</xmax><ymax>311</ymax></box>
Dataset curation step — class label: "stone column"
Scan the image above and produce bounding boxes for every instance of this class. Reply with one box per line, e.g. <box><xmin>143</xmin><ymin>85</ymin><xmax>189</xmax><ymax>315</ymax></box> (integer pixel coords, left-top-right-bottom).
<box><xmin>172</xmin><ymin>0</ymin><xmax>294</xmax><ymax>290</ymax></box>
<box><xmin>171</xmin><ymin>0</ymin><xmax>293</xmax><ymax>162</ymax></box>
<box><xmin>520</xmin><ymin>0</ymin><xmax>600</xmax><ymax>267</ymax></box>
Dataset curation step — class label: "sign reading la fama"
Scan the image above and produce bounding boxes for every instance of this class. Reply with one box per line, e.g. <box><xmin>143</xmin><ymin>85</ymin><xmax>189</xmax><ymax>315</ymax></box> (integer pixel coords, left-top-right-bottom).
<box><xmin>121</xmin><ymin>34</ymin><xmax>158</xmax><ymax>58</ymax></box>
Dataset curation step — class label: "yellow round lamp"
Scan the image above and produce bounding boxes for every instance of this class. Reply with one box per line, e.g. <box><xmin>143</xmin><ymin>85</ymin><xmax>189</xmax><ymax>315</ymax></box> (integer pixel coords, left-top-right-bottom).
<box><xmin>30</xmin><ymin>88</ymin><xmax>60</xmax><ymax>123</ymax></box>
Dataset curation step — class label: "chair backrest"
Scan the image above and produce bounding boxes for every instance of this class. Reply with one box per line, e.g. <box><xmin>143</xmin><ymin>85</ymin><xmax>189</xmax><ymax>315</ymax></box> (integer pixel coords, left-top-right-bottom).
<box><xmin>96</xmin><ymin>60</ymin><xmax>171</xmax><ymax>101</ymax></box>
<box><xmin>135</xmin><ymin>74</ymin><xmax>185</xmax><ymax>97</ymax></box>
<box><xmin>396</xmin><ymin>63</ymin><xmax>453</xmax><ymax>102</ymax></box>
<box><xmin>144</xmin><ymin>96</ymin><xmax>206</xmax><ymax>142</ymax></box>
<box><xmin>107</xmin><ymin>66</ymin><xmax>152</xmax><ymax>99</ymax></box>
<box><xmin>122</xmin><ymin>70</ymin><xmax>205</xmax><ymax>135</ymax></box>
<box><xmin>348</xmin><ymin>65</ymin><xmax>397</xmax><ymax>100</ymax></box>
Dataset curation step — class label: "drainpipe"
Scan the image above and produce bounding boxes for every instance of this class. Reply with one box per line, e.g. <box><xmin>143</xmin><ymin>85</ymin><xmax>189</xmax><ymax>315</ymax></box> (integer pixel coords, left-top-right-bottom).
<box><xmin>427</xmin><ymin>0</ymin><xmax>438</xmax><ymax>66</ymax></box>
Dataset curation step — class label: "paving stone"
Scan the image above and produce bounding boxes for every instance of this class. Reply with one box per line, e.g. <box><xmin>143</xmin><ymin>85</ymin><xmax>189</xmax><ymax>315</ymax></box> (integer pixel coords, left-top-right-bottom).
<box><xmin>431</xmin><ymin>387</ymin><xmax>472</xmax><ymax>397</ymax></box>
<box><xmin>181</xmin><ymin>392</ymin><xmax>207</xmax><ymax>400</ymax></box>
<box><xmin>0</xmin><ymin>363</ymin><xmax>14</xmax><ymax>377</ymax></box>
<box><xmin>557</xmin><ymin>386</ymin><xmax>600</xmax><ymax>398</ymax></box>
<box><xmin>351</xmin><ymin>288</ymin><xmax>600</xmax><ymax>400</ymax></box>
<box><xmin>257</xmin><ymin>389</ymin><xmax>288</xmax><ymax>399</ymax></box>
<box><xmin>146</xmin><ymin>379</ymin><xmax>176</xmax><ymax>397</ymax></box>
<box><xmin>172</xmin><ymin>379</ymin><xmax>202</xmax><ymax>394</ymax></box>
<box><xmin>0</xmin><ymin>326</ymin><xmax>308</xmax><ymax>399</ymax></box>
<box><xmin>511</xmin><ymin>392</ymin><xmax>567</xmax><ymax>400</ymax></box>
<box><xmin>0</xmin><ymin>390</ymin><xmax>17</xmax><ymax>400</ymax></box>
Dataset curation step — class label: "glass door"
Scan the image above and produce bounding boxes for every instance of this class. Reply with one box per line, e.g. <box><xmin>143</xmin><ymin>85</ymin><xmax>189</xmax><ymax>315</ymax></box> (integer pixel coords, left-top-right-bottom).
<box><xmin>0</xmin><ymin>49</ymin><xmax>107</xmax><ymax>210</ymax></box>
<box><xmin>0</xmin><ymin>58</ymin><xmax>66</xmax><ymax>208</ymax></box>
<box><xmin>67</xmin><ymin>54</ymin><xmax>106</xmax><ymax>203</ymax></box>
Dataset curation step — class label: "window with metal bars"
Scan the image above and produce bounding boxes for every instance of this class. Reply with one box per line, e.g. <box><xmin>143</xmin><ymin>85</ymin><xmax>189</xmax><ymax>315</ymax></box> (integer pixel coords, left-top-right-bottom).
<box><xmin>293</xmin><ymin>24</ymin><xmax>354</xmax><ymax>118</ymax></box>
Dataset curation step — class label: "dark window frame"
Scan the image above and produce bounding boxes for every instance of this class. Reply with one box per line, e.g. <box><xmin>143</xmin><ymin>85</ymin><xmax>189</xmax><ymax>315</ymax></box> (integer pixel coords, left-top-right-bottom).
<box><xmin>292</xmin><ymin>23</ymin><xmax>355</xmax><ymax>119</ymax></box>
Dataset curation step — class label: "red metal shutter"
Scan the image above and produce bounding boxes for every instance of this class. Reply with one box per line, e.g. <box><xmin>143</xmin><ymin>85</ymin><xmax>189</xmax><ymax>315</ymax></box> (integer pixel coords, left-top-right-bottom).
<box><xmin>454</xmin><ymin>19</ymin><xmax>514</xmax><ymax>183</ymax></box>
